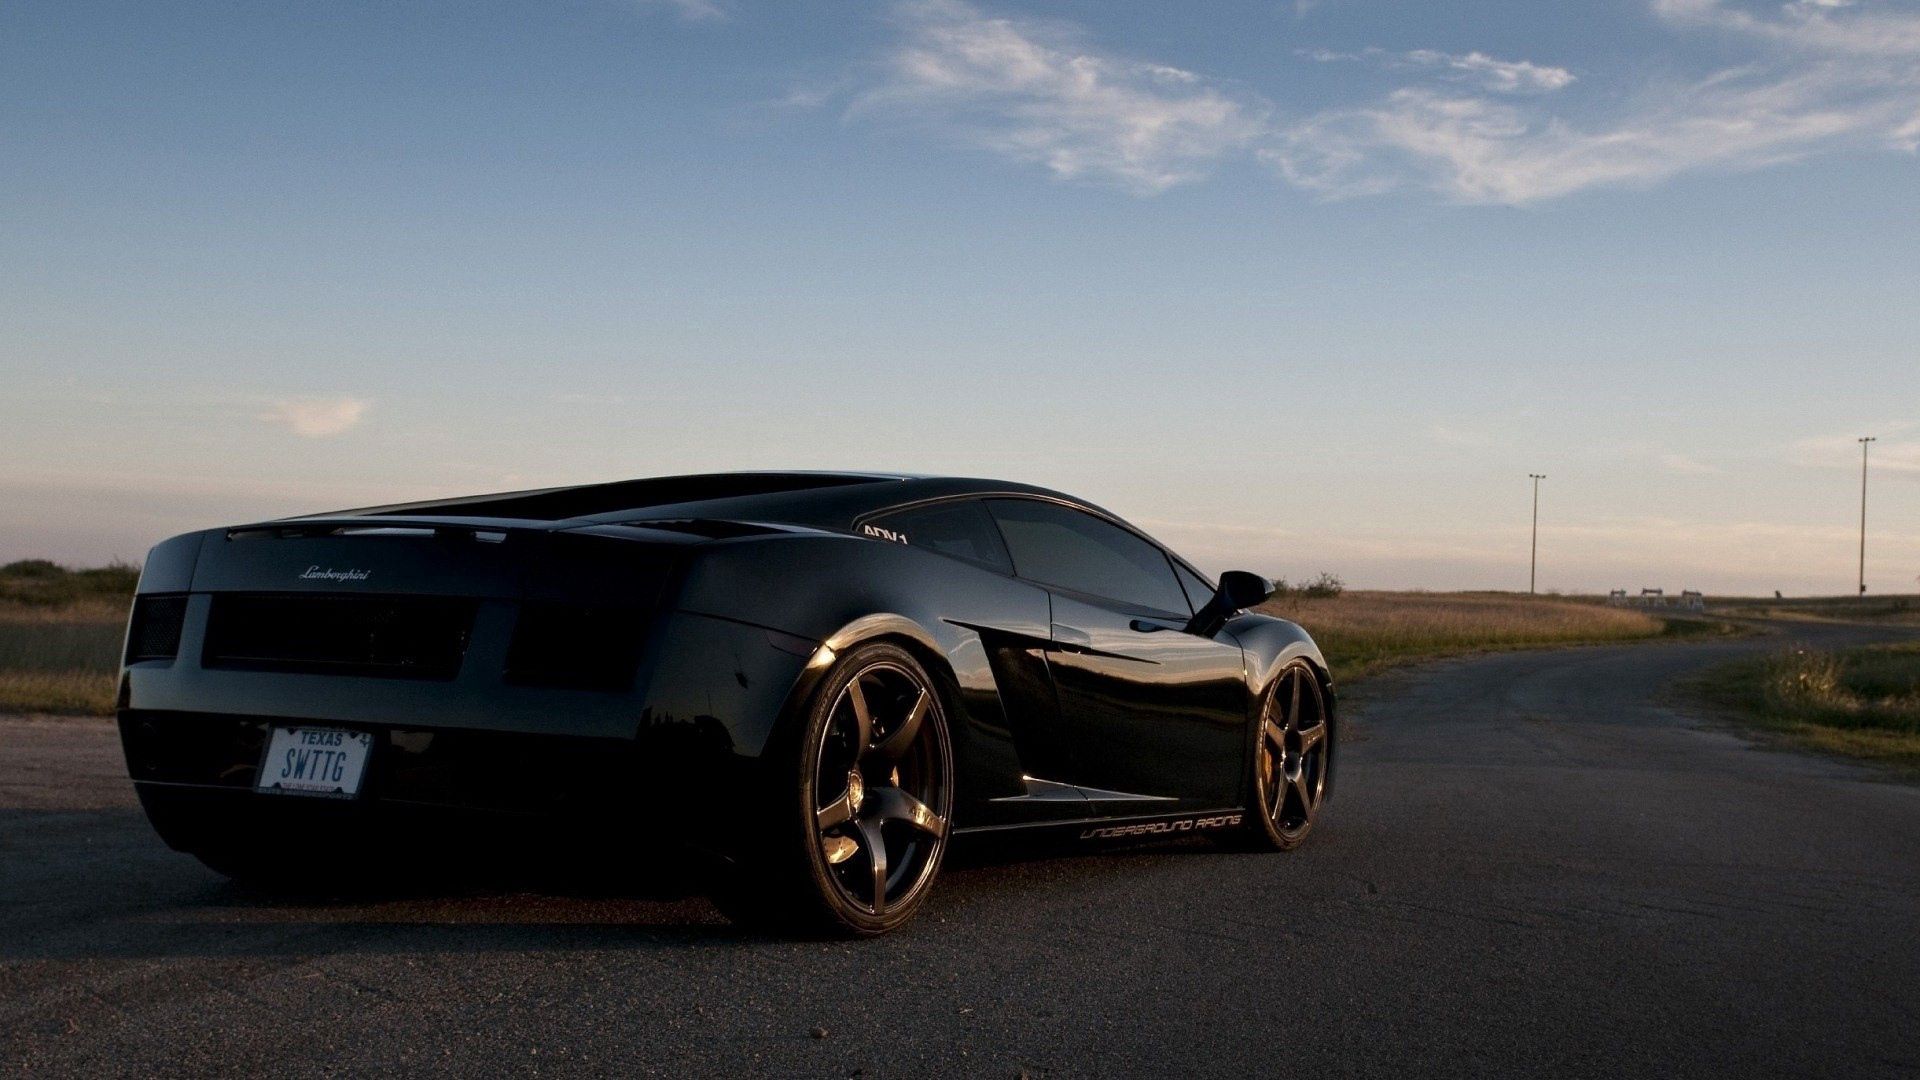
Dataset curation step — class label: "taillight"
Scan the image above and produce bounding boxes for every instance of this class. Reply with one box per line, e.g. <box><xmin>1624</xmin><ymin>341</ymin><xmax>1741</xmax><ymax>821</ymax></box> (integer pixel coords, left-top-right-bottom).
<box><xmin>126</xmin><ymin>595</ymin><xmax>188</xmax><ymax>663</ymax></box>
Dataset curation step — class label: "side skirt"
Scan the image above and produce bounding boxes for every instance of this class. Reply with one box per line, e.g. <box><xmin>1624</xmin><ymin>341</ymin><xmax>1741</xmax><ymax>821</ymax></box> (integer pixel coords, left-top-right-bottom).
<box><xmin>952</xmin><ymin>808</ymin><xmax>1243</xmax><ymax>843</ymax></box>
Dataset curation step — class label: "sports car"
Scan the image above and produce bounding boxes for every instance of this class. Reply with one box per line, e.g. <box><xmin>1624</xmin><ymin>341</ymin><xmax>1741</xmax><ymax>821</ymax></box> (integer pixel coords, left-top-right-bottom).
<box><xmin>118</xmin><ymin>471</ymin><xmax>1335</xmax><ymax>934</ymax></box>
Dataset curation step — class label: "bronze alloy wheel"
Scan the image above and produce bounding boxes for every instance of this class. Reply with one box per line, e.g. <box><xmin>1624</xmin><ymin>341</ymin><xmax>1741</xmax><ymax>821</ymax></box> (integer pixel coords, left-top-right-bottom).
<box><xmin>1249</xmin><ymin>659</ymin><xmax>1329</xmax><ymax>850</ymax></box>
<box><xmin>802</xmin><ymin>644</ymin><xmax>953</xmax><ymax>932</ymax></box>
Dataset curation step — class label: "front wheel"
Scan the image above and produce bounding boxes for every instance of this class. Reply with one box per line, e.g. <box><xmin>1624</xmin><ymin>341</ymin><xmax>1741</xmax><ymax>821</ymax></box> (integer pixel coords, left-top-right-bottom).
<box><xmin>716</xmin><ymin>642</ymin><xmax>954</xmax><ymax>935</ymax></box>
<box><xmin>1240</xmin><ymin>659</ymin><xmax>1331</xmax><ymax>851</ymax></box>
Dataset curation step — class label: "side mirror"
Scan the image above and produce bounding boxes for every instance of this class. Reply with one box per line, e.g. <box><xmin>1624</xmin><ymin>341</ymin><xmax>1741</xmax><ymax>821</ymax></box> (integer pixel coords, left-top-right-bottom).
<box><xmin>1187</xmin><ymin>570</ymin><xmax>1275</xmax><ymax>636</ymax></box>
<box><xmin>1216</xmin><ymin>570</ymin><xmax>1275</xmax><ymax>610</ymax></box>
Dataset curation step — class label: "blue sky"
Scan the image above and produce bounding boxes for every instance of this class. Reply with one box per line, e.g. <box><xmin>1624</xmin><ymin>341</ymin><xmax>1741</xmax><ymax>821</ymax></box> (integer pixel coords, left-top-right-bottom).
<box><xmin>3</xmin><ymin>0</ymin><xmax>1917</xmax><ymax>593</ymax></box>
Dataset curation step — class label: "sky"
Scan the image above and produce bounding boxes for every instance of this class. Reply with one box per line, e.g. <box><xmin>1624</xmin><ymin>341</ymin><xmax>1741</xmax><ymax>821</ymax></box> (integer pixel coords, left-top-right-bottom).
<box><xmin>3</xmin><ymin>0</ymin><xmax>1918</xmax><ymax>594</ymax></box>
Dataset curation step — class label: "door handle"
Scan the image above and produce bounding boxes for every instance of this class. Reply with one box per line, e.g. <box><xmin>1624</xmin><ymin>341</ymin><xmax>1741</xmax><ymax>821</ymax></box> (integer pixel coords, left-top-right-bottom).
<box><xmin>1129</xmin><ymin>618</ymin><xmax>1175</xmax><ymax>633</ymax></box>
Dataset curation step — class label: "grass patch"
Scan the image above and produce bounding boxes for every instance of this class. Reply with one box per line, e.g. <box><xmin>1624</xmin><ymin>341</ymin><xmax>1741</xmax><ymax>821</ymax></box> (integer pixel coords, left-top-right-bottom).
<box><xmin>0</xmin><ymin>562</ymin><xmax>133</xmax><ymax>716</ymax></box>
<box><xmin>0</xmin><ymin>603</ymin><xmax>128</xmax><ymax>672</ymax></box>
<box><xmin>0</xmin><ymin>670</ymin><xmax>118</xmax><ymax>715</ymax></box>
<box><xmin>1259</xmin><ymin>590</ymin><xmax>1673</xmax><ymax>684</ymax></box>
<box><xmin>1687</xmin><ymin>643</ymin><xmax>1920</xmax><ymax>771</ymax></box>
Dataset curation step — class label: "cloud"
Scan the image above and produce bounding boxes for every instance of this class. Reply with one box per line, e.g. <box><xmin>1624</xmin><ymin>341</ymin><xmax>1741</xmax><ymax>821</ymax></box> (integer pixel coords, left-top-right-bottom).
<box><xmin>1270</xmin><ymin>70</ymin><xmax>1918</xmax><ymax>203</ymax></box>
<box><xmin>258</xmin><ymin>397</ymin><xmax>370</xmax><ymax>438</ymax></box>
<box><xmin>854</xmin><ymin>0</ymin><xmax>1265</xmax><ymax>193</ymax></box>
<box><xmin>1655</xmin><ymin>0</ymin><xmax>1920</xmax><ymax>57</ymax></box>
<box><xmin>1661</xmin><ymin>453</ymin><xmax>1721</xmax><ymax>475</ymax></box>
<box><xmin>1271</xmin><ymin>0</ymin><xmax>1920</xmax><ymax>202</ymax></box>
<box><xmin>852</xmin><ymin>0</ymin><xmax>1920</xmax><ymax>204</ymax></box>
<box><xmin>1405</xmin><ymin>50</ymin><xmax>1576</xmax><ymax>93</ymax></box>
<box><xmin>1306</xmin><ymin>46</ymin><xmax>1575</xmax><ymax>93</ymax></box>
<box><xmin>632</xmin><ymin>0</ymin><xmax>727</xmax><ymax>22</ymax></box>
<box><xmin>1789</xmin><ymin>424</ymin><xmax>1920</xmax><ymax>477</ymax></box>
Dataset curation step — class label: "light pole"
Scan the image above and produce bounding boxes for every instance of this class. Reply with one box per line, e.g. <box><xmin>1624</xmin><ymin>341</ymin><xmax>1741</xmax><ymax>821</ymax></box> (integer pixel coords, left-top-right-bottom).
<box><xmin>1529</xmin><ymin>473</ymin><xmax>1546</xmax><ymax>595</ymax></box>
<box><xmin>1858</xmin><ymin>436</ymin><xmax>1876</xmax><ymax>597</ymax></box>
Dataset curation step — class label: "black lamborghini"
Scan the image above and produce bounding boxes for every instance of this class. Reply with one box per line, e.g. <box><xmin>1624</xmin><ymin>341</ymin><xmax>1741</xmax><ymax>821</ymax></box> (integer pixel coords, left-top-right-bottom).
<box><xmin>118</xmin><ymin>472</ymin><xmax>1335</xmax><ymax>934</ymax></box>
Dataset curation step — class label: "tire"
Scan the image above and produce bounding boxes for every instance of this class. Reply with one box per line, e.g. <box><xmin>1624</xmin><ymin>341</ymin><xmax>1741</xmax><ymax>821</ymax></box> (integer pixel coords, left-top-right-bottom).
<box><xmin>1239</xmin><ymin>659</ymin><xmax>1331</xmax><ymax>851</ymax></box>
<box><xmin>714</xmin><ymin>641</ymin><xmax>955</xmax><ymax>936</ymax></box>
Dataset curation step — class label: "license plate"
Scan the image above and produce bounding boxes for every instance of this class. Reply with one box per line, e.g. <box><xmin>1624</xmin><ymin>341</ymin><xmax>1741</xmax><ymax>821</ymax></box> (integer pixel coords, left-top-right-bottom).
<box><xmin>257</xmin><ymin>727</ymin><xmax>372</xmax><ymax>798</ymax></box>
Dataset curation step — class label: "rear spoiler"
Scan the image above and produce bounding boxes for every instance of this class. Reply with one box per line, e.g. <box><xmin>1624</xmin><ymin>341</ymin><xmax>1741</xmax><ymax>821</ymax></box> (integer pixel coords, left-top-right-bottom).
<box><xmin>224</xmin><ymin>516</ymin><xmax>537</xmax><ymax>544</ymax></box>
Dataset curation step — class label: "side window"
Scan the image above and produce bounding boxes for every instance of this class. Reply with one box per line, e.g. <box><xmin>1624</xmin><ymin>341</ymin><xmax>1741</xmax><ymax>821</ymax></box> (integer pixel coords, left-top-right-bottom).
<box><xmin>1174</xmin><ymin>562</ymin><xmax>1215</xmax><ymax>614</ymax></box>
<box><xmin>984</xmin><ymin>499</ymin><xmax>1190</xmax><ymax>615</ymax></box>
<box><xmin>862</xmin><ymin>500</ymin><xmax>1013</xmax><ymax>574</ymax></box>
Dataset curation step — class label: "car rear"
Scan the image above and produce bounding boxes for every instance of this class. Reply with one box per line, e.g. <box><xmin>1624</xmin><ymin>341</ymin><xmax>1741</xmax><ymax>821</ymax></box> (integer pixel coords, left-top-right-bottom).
<box><xmin>116</xmin><ymin>516</ymin><xmax>793</xmax><ymax>872</ymax></box>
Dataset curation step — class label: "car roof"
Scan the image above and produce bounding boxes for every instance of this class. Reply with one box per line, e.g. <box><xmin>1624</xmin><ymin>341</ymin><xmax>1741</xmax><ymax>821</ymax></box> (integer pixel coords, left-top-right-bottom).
<box><xmin>315</xmin><ymin>471</ymin><xmax>1115</xmax><ymax>531</ymax></box>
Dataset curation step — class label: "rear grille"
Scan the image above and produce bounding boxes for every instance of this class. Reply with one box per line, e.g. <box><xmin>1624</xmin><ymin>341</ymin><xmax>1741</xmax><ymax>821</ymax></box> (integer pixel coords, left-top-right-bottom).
<box><xmin>505</xmin><ymin>603</ymin><xmax>645</xmax><ymax>691</ymax></box>
<box><xmin>203</xmin><ymin>594</ymin><xmax>476</xmax><ymax>680</ymax></box>
<box><xmin>126</xmin><ymin>595</ymin><xmax>189</xmax><ymax>663</ymax></box>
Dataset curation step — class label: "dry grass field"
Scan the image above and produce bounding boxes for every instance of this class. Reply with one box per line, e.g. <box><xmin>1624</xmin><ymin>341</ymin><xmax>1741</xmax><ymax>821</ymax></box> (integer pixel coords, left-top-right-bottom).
<box><xmin>1706</xmin><ymin>594</ymin><xmax>1920</xmax><ymax>625</ymax></box>
<box><xmin>1261</xmin><ymin>590</ymin><xmax>1671</xmax><ymax>683</ymax></box>
<box><xmin>0</xmin><ymin>601</ymin><xmax>127</xmax><ymax>715</ymax></box>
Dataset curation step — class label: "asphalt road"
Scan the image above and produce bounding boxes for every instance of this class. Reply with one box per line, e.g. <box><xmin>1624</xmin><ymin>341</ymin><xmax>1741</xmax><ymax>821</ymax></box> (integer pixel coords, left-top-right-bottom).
<box><xmin>5</xmin><ymin>622</ymin><xmax>1919</xmax><ymax>1078</ymax></box>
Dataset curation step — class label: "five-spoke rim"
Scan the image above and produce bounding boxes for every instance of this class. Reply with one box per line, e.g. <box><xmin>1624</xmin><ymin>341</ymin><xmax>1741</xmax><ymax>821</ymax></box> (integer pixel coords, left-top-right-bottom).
<box><xmin>1259</xmin><ymin>663</ymin><xmax>1328</xmax><ymax>837</ymax></box>
<box><xmin>812</xmin><ymin>661</ymin><xmax>950</xmax><ymax>916</ymax></box>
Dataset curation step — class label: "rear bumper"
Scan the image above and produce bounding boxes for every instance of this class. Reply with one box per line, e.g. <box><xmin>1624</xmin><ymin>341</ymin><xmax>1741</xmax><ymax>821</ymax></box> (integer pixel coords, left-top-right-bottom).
<box><xmin>116</xmin><ymin>602</ymin><xmax>821</xmax><ymax>859</ymax></box>
<box><xmin>122</xmin><ymin>710</ymin><xmax>653</xmax><ymax>852</ymax></box>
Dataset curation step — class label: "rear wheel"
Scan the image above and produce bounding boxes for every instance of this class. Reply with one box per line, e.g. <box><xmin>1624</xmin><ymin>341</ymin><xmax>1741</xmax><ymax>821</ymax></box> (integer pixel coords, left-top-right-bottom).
<box><xmin>1240</xmin><ymin>659</ymin><xmax>1330</xmax><ymax>851</ymax></box>
<box><xmin>717</xmin><ymin>642</ymin><xmax>954</xmax><ymax>935</ymax></box>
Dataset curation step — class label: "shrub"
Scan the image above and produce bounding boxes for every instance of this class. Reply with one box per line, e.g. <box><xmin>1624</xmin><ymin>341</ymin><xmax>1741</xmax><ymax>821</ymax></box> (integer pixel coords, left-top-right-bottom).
<box><xmin>1272</xmin><ymin>572</ymin><xmax>1346</xmax><ymax>600</ymax></box>
<box><xmin>1758</xmin><ymin>644</ymin><xmax>1920</xmax><ymax>733</ymax></box>
<box><xmin>0</xmin><ymin>559</ymin><xmax>64</xmax><ymax>579</ymax></box>
<box><xmin>1300</xmin><ymin>572</ymin><xmax>1345</xmax><ymax>599</ymax></box>
<box><xmin>1763</xmin><ymin>648</ymin><xmax>1844</xmax><ymax>710</ymax></box>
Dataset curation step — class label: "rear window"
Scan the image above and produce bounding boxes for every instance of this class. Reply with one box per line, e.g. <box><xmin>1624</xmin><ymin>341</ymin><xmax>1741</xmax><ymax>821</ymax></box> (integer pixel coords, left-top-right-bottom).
<box><xmin>862</xmin><ymin>500</ymin><xmax>1013</xmax><ymax>574</ymax></box>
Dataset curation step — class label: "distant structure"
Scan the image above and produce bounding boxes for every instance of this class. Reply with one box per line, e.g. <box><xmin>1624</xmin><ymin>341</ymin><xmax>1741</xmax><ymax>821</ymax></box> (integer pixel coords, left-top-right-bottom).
<box><xmin>1608</xmin><ymin>588</ymin><xmax>1705</xmax><ymax>612</ymax></box>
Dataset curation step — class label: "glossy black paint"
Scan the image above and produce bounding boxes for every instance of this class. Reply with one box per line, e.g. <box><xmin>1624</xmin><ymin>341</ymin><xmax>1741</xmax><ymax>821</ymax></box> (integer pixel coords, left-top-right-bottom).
<box><xmin>118</xmin><ymin>472</ymin><xmax>1335</xmax><ymax>861</ymax></box>
<box><xmin>1043</xmin><ymin>592</ymin><xmax>1248</xmax><ymax>809</ymax></box>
